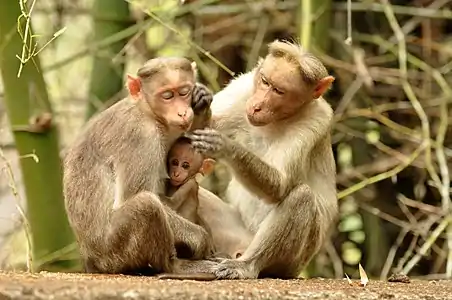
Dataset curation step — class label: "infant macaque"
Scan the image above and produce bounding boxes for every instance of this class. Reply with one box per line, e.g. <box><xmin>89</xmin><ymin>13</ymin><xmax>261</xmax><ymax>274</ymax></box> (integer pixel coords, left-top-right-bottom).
<box><xmin>165</xmin><ymin>136</ymin><xmax>214</xmax><ymax>226</ymax></box>
<box><xmin>164</xmin><ymin>137</ymin><xmax>248</xmax><ymax>260</ymax></box>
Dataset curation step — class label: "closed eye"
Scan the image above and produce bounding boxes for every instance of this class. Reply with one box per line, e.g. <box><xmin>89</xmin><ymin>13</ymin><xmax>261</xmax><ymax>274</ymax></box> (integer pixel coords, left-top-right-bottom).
<box><xmin>161</xmin><ymin>90</ymin><xmax>174</xmax><ymax>100</ymax></box>
<box><xmin>273</xmin><ymin>87</ymin><xmax>284</xmax><ymax>95</ymax></box>
<box><xmin>179</xmin><ymin>86</ymin><xmax>191</xmax><ymax>96</ymax></box>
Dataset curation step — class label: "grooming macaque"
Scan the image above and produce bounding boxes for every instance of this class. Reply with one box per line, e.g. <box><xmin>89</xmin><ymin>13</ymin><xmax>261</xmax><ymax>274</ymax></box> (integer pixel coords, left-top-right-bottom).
<box><xmin>186</xmin><ymin>40</ymin><xmax>338</xmax><ymax>279</ymax></box>
<box><xmin>63</xmin><ymin>57</ymin><xmax>219</xmax><ymax>276</ymax></box>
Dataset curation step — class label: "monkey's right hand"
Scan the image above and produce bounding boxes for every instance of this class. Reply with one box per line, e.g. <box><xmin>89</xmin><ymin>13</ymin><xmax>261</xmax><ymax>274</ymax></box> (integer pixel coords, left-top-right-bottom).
<box><xmin>192</xmin><ymin>83</ymin><xmax>213</xmax><ymax>114</ymax></box>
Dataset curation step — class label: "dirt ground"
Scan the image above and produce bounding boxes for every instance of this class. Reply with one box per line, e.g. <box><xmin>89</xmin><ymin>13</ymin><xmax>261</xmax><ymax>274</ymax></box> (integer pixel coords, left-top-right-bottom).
<box><xmin>0</xmin><ymin>271</ymin><xmax>451</xmax><ymax>300</ymax></box>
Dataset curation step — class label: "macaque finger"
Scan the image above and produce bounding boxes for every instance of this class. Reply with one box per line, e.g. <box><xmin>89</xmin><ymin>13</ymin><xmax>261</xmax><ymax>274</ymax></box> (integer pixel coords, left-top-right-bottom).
<box><xmin>191</xmin><ymin>141</ymin><xmax>215</xmax><ymax>154</ymax></box>
<box><xmin>192</xmin><ymin>83</ymin><xmax>213</xmax><ymax>114</ymax></box>
<box><xmin>191</xmin><ymin>129</ymin><xmax>223</xmax><ymax>142</ymax></box>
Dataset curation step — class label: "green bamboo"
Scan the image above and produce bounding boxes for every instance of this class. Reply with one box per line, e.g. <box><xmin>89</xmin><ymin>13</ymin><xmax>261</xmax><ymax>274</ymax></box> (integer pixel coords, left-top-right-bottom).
<box><xmin>298</xmin><ymin>0</ymin><xmax>333</xmax><ymax>278</ymax></box>
<box><xmin>299</xmin><ymin>0</ymin><xmax>332</xmax><ymax>52</ymax></box>
<box><xmin>0</xmin><ymin>0</ymin><xmax>77</xmax><ymax>271</ymax></box>
<box><xmin>86</xmin><ymin>0</ymin><xmax>131</xmax><ymax>119</ymax></box>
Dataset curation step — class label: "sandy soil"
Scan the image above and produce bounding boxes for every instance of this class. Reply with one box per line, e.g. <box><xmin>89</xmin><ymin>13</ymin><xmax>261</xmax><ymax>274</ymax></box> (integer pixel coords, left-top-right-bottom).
<box><xmin>0</xmin><ymin>271</ymin><xmax>451</xmax><ymax>300</ymax></box>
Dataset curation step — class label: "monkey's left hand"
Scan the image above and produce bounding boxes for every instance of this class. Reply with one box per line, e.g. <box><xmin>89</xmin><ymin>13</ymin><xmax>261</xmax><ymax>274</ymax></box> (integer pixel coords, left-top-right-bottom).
<box><xmin>186</xmin><ymin>128</ymin><xmax>229</xmax><ymax>158</ymax></box>
<box><xmin>192</xmin><ymin>83</ymin><xmax>213</xmax><ymax>114</ymax></box>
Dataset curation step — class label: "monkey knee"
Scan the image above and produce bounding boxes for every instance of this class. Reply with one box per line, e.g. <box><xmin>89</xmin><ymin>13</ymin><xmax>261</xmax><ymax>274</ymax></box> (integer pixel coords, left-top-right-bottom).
<box><xmin>118</xmin><ymin>192</ymin><xmax>165</xmax><ymax>221</ymax></box>
<box><xmin>109</xmin><ymin>192</ymin><xmax>173</xmax><ymax>250</ymax></box>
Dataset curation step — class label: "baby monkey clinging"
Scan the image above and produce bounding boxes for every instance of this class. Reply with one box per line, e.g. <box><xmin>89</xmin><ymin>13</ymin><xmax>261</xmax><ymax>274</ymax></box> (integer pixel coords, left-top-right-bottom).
<box><xmin>165</xmin><ymin>137</ymin><xmax>214</xmax><ymax>227</ymax></box>
<box><xmin>164</xmin><ymin>137</ymin><xmax>241</xmax><ymax>261</ymax></box>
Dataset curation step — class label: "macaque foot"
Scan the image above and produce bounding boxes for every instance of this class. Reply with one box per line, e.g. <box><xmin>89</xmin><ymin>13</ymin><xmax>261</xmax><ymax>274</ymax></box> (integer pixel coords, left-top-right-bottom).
<box><xmin>211</xmin><ymin>259</ymin><xmax>258</xmax><ymax>280</ymax></box>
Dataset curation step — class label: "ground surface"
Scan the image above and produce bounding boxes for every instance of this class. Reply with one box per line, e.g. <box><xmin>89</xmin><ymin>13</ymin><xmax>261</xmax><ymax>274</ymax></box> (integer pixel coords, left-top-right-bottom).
<box><xmin>0</xmin><ymin>271</ymin><xmax>451</xmax><ymax>300</ymax></box>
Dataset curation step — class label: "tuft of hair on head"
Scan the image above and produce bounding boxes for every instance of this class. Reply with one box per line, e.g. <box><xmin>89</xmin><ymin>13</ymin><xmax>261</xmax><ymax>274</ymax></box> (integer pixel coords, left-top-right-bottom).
<box><xmin>137</xmin><ymin>57</ymin><xmax>194</xmax><ymax>81</ymax></box>
<box><xmin>267</xmin><ymin>40</ymin><xmax>329</xmax><ymax>86</ymax></box>
<box><xmin>174</xmin><ymin>136</ymin><xmax>193</xmax><ymax>147</ymax></box>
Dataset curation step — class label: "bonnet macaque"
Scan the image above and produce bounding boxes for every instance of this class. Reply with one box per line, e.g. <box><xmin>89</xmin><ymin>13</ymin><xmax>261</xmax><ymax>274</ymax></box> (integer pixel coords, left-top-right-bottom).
<box><xmin>63</xmin><ymin>57</ymin><xmax>219</xmax><ymax>276</ymax></box>
<box><xmin>186</xmin><ymin>40</ymin><xmax>338</xmax><ymax>279</ymax></box>
<box><xmin>165</xmin><ymin>137</ymin><xmax>214</xmax><ymax>226</ymax></box>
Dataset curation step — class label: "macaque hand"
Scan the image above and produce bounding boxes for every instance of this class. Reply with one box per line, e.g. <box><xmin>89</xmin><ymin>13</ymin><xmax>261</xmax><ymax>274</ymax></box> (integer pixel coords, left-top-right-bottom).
<box><xmin>192</xmin><ymin>83</ymin><xmax>213</xmax><ymax>114</ymax></box>
<box><xmin>186</xmin><ymin>128</ymin><xmax>228</xmax><ymax>158</ymax></box>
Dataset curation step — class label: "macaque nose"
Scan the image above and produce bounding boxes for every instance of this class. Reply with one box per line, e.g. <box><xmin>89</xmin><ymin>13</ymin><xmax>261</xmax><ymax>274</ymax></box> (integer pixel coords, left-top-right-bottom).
<box><xmin>178</xmin><ymin>111</ymin><xmax>187</xmax><ymax>117</ymax></box>
<box><xmin>173</xmin><ymin>172</ymin><xmax>179</xmax><ymax>178</ymax></box>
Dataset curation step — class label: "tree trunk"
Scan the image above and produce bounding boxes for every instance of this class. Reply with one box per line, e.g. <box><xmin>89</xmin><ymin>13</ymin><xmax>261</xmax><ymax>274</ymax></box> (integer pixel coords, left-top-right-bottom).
<box><xmin>86</xmin><ymin>0</ymin><xmax>131</xmax><ymax>119</ymax></box>
<box><xmin>0</xmin><ymin>0</ymin><xmax>77</xmax><ymax>271</ymax></box>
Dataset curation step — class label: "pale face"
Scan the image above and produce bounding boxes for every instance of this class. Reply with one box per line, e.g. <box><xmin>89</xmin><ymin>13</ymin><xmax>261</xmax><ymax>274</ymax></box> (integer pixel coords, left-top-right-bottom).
<box><xmin>245</xmin><ymin>57</ymin><xmax>307</xmax><ymax>127</ymax></box>
<box><xmin>167</xmin><ymin>142</ymin><xmax>202</xmax><ymax>187</ymax></box>
<box><xmin>145</xmin><ymin>70</ymin><xmax>196</xmax><ymax>131</ymax></box>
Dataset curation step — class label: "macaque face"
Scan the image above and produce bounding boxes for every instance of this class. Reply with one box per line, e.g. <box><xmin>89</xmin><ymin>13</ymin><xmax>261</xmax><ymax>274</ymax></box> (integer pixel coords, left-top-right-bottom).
<box><xmin>167</xmin><ymin>142</ymin><xmax>203</xmax><ymax>187</ymax></box>
<box><xmin>246</xmin><ymin>57</ymin><xmax>306</xmax><ymax>127</ymax></box>
<box><xmin>128</xmin><ymin>67</ymin><xmax>196</xmax><ymax>131</ymax></box>
<box><xmin>146</xmin><ymin>70</ymin><xmax>195</xmax><ymax>130</ymax></box>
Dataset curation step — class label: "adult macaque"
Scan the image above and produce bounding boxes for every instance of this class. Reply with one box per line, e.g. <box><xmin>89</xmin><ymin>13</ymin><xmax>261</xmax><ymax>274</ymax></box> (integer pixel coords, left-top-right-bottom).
<box><xmin>63</xmin><ymin>57</ymin><xmax>219</xmax><ymax>276</ymax></box>
<box><xmin>188</xmin><ymin>40</ymin><xmax>338</xmax><ymax>279</ymax></box>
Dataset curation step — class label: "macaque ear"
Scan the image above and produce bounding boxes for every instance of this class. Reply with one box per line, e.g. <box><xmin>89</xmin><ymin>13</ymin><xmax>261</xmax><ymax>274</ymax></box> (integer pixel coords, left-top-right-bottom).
<box><xmin>313</xmin><ymin>75</ymin><xmax>335</xmax><ymax>99</ymax></box>
<box><xmin>127</xmin><ymin>75</ymin><xmax>141</xmax><ymax>101</ymax></box>
<box><xmin>199</xmin><ymin>158</ymin><xmax>216</xmax><ymax>176</ymax></box>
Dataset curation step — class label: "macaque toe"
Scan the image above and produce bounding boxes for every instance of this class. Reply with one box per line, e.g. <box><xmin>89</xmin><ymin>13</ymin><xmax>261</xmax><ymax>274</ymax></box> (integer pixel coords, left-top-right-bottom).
<box><xmin>212</xmin><ymin>259</ymin><xmax>257</xmax><ymax>280</ymax></box>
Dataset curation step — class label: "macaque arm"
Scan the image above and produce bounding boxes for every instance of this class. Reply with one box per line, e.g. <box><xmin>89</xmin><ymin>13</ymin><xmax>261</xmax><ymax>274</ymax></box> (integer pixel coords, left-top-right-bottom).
<box><xmin>210</xmin><ymin>71</ymin><xmax>256</xmax><ymax>134</ymax></box>
<box><xmin>165</xmin><ymin>179</ymin><xmax>198</xmax><ymax>210</ymax></box>
<box><xmin>223</xmin><ymin>140</ymin><xmax>290</xmax><ymax>204</ymax></box>
<box><xmin>223</xmin><ymin>102</ymin><xmax>332</xmax><ymax>204</ymax></box>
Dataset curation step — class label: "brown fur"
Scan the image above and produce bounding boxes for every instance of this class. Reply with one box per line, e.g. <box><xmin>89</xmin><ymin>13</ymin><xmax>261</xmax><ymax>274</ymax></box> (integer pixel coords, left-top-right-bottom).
<box><xmin>63</xmin><ymin>57</ymin><xmax>217</xmax><ymax>275</ymax></box>
<box><xmin>193</xmin><ymin>40</ymin><xmax>338</xmax><ymax>279</ymax></box>
<box><xmin>164</xmin><ymin>138</ymin><xmax>238</xmax><ymax>260</ymax></box>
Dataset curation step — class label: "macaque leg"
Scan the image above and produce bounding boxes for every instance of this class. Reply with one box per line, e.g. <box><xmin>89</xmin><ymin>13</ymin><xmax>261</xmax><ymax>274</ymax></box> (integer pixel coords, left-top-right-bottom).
<box><xmin>197</xmin><ymin>187</ymin><xmax>253</xmax><ymax>260</ymax></box>
<box><xmin>85</xmin><ymin>191</ymin><xmax>218</xmax><ymax>275</ymax></box>
<box><xmin>165</xmin><ymin>205</ymin><xmax>216</xmax><ymax>260</ymax></box>
<box><xmin>212</xmin><ymin>184</ymin><xmax>322</xmax><ymax>279</ymax></box>
<box><xmin>87</xmin><ymin>191</ymin><xmax>175</xmax><ymax>274</ymax></box>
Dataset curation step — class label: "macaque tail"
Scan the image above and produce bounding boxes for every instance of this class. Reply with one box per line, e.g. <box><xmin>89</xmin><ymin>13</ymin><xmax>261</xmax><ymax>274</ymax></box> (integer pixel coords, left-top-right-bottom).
<box><xmin>157</xmin><ymin>258</ymin><xmax>218</xmax><ymax>281</ymax></box>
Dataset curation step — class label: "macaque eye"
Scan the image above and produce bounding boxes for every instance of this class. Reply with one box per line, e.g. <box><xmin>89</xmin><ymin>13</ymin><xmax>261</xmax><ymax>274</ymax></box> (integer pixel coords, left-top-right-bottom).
<box><xmin>273</xmin><ymin>87</ymin><xmax>284</xmax><ymax>95</ymax></box>
<box><xmin>178</xmin><ymin>86</ymin><xmax>191</xmax><ymax>96</ymax></box>
<box><xmin>171</xmin><ymin>159</ymin><xmax>179</xmax><ymax>166</ymax></box>
<box><xmin>161</xmin><ymin>90</ymin><xmax>174</xmax><ymax>100</ymax></box>
<box><xmin>261</xmin><ymin>76</ymin><xmax>269</xmax><ymax>86</ymax></box>
<box><xmin>182</xmin><ymin>162</ymin><xmax>190</xmax><ymax>170</ymax></box>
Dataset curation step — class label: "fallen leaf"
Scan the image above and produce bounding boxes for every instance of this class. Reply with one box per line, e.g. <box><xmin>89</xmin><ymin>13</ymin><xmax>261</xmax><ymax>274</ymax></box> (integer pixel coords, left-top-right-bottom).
<box><xmin>358</xmin><ymin>263</ymin><xmax>369</xmax><ymax>287</ymax></box>
<box><xmin>344</xmin><ymin>273</ymin><xmax>353</xmax><ymax>286</ymax></box>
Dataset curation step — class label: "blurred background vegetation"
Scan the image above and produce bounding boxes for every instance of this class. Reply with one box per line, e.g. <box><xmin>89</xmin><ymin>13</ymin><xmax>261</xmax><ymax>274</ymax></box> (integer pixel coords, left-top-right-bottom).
<box><xmin>0</xmin><ymin>0</ymin><xmax>451</xmax><ymax>280</ymax></box>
